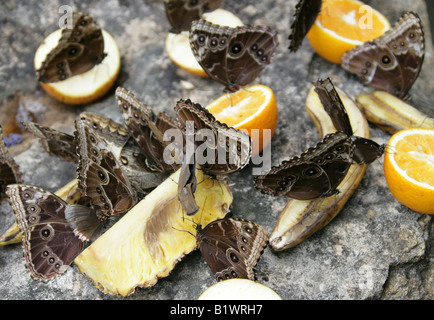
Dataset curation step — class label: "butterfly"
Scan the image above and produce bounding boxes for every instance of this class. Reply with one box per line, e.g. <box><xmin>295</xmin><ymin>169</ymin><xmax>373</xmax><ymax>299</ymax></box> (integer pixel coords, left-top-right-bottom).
<box><xmin>288</xmin><ymin>0</ymin><xmax>322</xmax><ymax>52</ymax></box>
<box><xmin>116</xmin><ymin>87</ymin><xmax>182</xmax><ymax>173</ymax></box>
<box><xmin>164</xmin><ymin>0</ymin><xmax>222</xmax><ymax>34</ymax></box>
<box><xmin>190</xmin><ymin>19</ymin><xmax>279</xmax><ymax>92</ymax></box>
<box><xmin>341</xmin><ymin>11</ymin><xmax>425</xmax><ymax>98</ymax></box>
<box><xmin>175</xmin><ymin>98</ymin><xmax>252</xmax><ymax>176</ymax></box>
<box><xmin>175</xmin><ymin>98</ymin><xmax>251</xmax><ymax>214</ymax></box>
<box><xmin>70</xmin><ymin>117</ymin><xmax>138</xmax><ymax>240</ymax></box>
<box><xmin>254</xmin><ymin>131</ymin><xmax>354</xmax><ymax>200</ymax></box>
<box><xmin>36</xmin><ymin>11</ymin><xmax>106</xmax><ymax>83</ymax></box>
<box><xmin>22</xmin><ymin>121</ymin><xmax>79</xmax><ymax>164</ymax></box>
<box><xmin>313</xmin><ymin>77</ymin><xmax>385</xmax><ymax>164</ymax></box>
<box><xmin>0</xmin><ymin>126</ymin><xmax>22</xmax><ymax>203</ymax></box>
<box><xmin>6</xmin><ymin>184</ymin><xmax>85</xmax><ymax>281</ymax></box>
<box><xmin>196</xmin><ymin>218</ymin><xmax>268</xmax><ymax>281</ymax></box>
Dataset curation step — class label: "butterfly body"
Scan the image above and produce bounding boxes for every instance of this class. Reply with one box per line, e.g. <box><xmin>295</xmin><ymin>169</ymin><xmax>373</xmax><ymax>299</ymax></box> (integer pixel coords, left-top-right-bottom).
<box><xmin>254</xmin><ymin>132</ymin><xmax>354</xmax><ymax>200</ymax></box>
<box><xmin>190</xmin><ymin>19</ymin><xmax>278</xmax><ymax>92</ymax></box>
<box><xmin>36</xmin><ymin>11</ymin><xmax>105</xmax><ymax>83</ymax></box>
<box><xmin>196</xmin><ymin>218</ymin><xmax>268</xmax><ymax>281</ymax></box>
<box><xmin>341</xmin><ymin>11</ymin><xmax>424</xmax><ymax>98</ymax></box>
<box><xmin>313</xmin><ymin>77</ymin><xmax>385</xmax><ymax>164</ymax></box>
<box><xmin>6</xmin><ymin>184</ymin><xmax>84</xmax><ymax>281</ymax></box>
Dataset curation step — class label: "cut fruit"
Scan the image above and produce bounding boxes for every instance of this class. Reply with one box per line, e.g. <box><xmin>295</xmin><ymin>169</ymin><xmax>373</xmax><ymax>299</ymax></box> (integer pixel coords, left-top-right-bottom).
<box><xmin>206</xmin><ymin>85</ymin><xmax>278</xmax><ymax>154</ymax></box>
<box><xmin>306</xmin><ymin>0</ymin><xmax>390</xmax><ymax>64</ymax></box>
<box><xmin>34</xmin><ymin>29</ymin><xmax>121</xmax><ymax>105</ymax></box>
<box><xmin>198</xmin><ymin>279</ymin><xmax>282</xmax><ymax>300</ymax></box>
<box><xmin>269</xmin><ymin>84</ymin><xmax>369</xmax><ymax>251</ymax></box>
<box><xmin>356</xmin><ymin>91</ymin><xmax>434</xmax><ymax>134</ymax></box>
<box><xmin>383</xmin><ymin>128</ymin><xmax>434</xmax><ymax>214</ymax></box>
<box><xmin>0</xmin><ymin>178</ymin><xmax>81</xmax><ymax>246</ymax></box>
<box><xmin>165</xmin><ymin>8</ymin><xmax>243</xmax><ymax>77</ymax></box>
<box><xmin>74</xmin><ymin>168</ymin><xmax>233</xmax><ymax>296</ymax></box>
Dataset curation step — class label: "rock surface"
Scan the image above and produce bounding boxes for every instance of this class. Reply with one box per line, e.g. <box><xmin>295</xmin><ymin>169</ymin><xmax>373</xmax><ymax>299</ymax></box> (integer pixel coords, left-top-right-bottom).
<box><xmin>0</xmin><ymin>0</ymin><xmax>432</xmax><ymax>300</ymax></box>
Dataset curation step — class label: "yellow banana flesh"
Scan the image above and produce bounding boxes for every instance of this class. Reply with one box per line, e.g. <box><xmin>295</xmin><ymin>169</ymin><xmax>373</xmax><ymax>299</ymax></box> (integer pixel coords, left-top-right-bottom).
<box><xmin>269</xmin><ymin>86</ymin><xmax>369</xmax><ymax>251</ymax></box>
<box><xmin>356</xmin><ymin>91</ymin><xmax>434</xmax><ymax>134</ymax></box>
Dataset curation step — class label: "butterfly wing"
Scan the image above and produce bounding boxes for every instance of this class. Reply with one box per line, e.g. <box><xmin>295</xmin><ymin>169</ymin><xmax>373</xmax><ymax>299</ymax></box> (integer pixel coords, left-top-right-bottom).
<box><xmin>313</xmin><ymin>78</ymin><xmax>353</xmax><ymax>136</ymax></box>
<box><xmin>0</xmin><ymin>127</ymin><xmax>22</xmax><ymax>203</ymax></box>
<box><xmin>164</xmin><ymin>0</ymin><xmax>222</xmax><ymax>33</ymax></box>
<box><xmin>177</xmin><ymin>151</ymin><xmax>199</xmax><ymax>216</ymax></box>
<box><xmin>254</xmin><ymin>132</ymin><xmax>353</xmax><ymax>200</ymax></box>
<box><xmin>116</xmin><ymin>87</ymin><xmax>176</xmax><ymax>172</ymax></box>
<box><xmin>190</xmin><ymin>19</ymin><xmax>278</xmax><ymax>91</ymax></box>
<box><xmin>341</xmin><ymin>11</ymin><xmax>424</xmax><ymax>98</ymax></box>
<box><xmin>6</xmin><ymin>184</ymin><xmax>83</xmax><ymax>281</ymax></box>
<box><xmin>75</xmin><ymin>118</ymin><xmax>137</xmax><ymax>219</ymax></box>
<box><xmin>175</xmin><ymin>99</ymin><xmax>251</xmax><ymax>176</ymax></box>
<box><xmin>23</xmin><ymin>122</ymin><xmax>79</xmax><ymax>164</ymax></box>
<box><xmin>37</xmin><ymin>11</ymin><xmax>105</xmax><ymax>83</ymax></box>
<box><xmin>288</xmin><ymin>0</ymin><xmax>322</xmax><ymax>52</ymax></box>
<box><xmin>198</xmin><ymin>218</ymin><xmax>268</xmax><ymax>281</ymax></box>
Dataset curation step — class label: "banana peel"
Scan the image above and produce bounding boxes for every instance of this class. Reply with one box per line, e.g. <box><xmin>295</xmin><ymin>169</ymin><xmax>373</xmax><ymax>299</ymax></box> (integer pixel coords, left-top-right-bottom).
<box><xmin>0</xmin><ymin>179</ymin><xmax>81</xmax><ymax>245</ymax></box>
<box><xmin>356</xmin><ymin>91</ymin><xmax>434</xmax><ymax>134</ymax></box>
<box><xmin>269</xmin><ymin>85</ymin><xmax>369</xmax><ymax>251</ymax></box>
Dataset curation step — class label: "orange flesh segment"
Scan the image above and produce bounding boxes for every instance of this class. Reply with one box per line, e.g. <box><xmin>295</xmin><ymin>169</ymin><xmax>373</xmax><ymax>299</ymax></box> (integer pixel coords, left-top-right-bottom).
<box><xmin>394</xmin><ymin>135</ymin><xmax>434</xmax><ymax>186</ymax></box>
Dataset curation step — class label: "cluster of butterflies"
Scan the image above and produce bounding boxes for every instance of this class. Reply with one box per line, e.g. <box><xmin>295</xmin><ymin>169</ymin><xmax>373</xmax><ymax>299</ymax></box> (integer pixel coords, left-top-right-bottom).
<box><xmin>0</xmin><ymin>0</ymin><xmax>426</xmax><ymax>285</ymax></box>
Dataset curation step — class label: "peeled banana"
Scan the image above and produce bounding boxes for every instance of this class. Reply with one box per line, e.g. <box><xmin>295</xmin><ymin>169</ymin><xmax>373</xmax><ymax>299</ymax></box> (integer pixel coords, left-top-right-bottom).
<box><xmin>356</xmin><ymin>90</ymin><xmax>434</xmax><ymax>134</ymax></box>
<box><xmin>269</xmin><ymin>85</ymin><xmax>369</xmax><ymax>251</ymax></box>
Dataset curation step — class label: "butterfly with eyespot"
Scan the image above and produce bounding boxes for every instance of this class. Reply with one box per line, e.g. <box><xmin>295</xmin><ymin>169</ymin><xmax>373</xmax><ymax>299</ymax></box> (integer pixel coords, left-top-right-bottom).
<box><xmin>164</xmin><ymin>0</ymin><xmax>222</xmax><ymax>34</ymax></box>
<box><xmin>0</xmin><ymin>126</ymin><xmax>23</xmax><ymax>203</ymax></box>
<box><xmin>254</xmin><ymin>131</ymin><xmax>354</xmax><ymax>200</ymax></box>
<box><xmin>341</xmin><ymin>11</ymin><xmax>424</xmax><ymax>98</ymax></box>
<box><xmin>22</xmin><ymin>121</ymin><xmax>79</xmax><ymax>164</ymax></box>
<box><xmin>116</xmin><ymin>87</ymin><xmax>182</xmax><ymax>173</ymax></box>
<box><xmin>195</xmin><ymin>218</ymin><xmax>268</xmax><ymax>281</ymax></box>
<box><xmin>313</xmin><ymin>77</ymin><xmax>385</xmax><ymax>164</ymax></box>
<box><xmin>175</xmin><ymin>98</ymin><xmax>251</xmax><ymax>215</ymax></box>
<box><xmin>288</xmin><ymin>0</ymin><xmax>322</xmax><ymax>52</ymax></box>
<box><xmin>68</xmin><ymin>117</ymin><xmax>139</xmax><ymax>241</ymax></box>
<box><xmin>190</xmin><ymin>19</ymin><xmax>279</xmax><ymax>92</ymax></box>
<box><xmin>36</xmin><ymin>11</ymin><xmax>106</xmax><ymax>83</ymax></box>
<box><xmin>6</xmin><ymin>184</ymin><xmax>87</xmax><ymax>281</ymax></box>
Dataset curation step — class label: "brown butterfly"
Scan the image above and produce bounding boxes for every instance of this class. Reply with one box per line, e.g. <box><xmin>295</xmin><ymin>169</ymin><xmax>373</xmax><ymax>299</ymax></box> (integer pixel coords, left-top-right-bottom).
<box><xmin>190</xmin><ymin>19</ymin><xmax>279</xmax><ymax>92</ymax></box>
<box><xmin>341</xmin><ymin>11</ymin><xmax>424</xmax><ymax>98</ymax></box>
<box><xmin>36</xmin><ymin>11</ymin><xmax>106</xmax><ymax>83</ymax></box>
<box><xmin>6</xmin><ymin>184</ymin><xmax>85</xmax><ymax>281</ymax></box>
<box><xmin>0</xmin><ymin>126</ymin><xmax>22</xmax><ymax>203</ymax></box>
<box><xmin>164</xmin><ymin>0</ymin><xmax>222</xmax><ymax>33</ymax></box>
<box><xmin>196</xmin><ymin>218</ymin><xmax>268</xmax><ymax>281</ymax></box>
<box><xmin>288</xmin><ymin>0</ymin><xmax>322</xmax><ymax>52</ymax></box>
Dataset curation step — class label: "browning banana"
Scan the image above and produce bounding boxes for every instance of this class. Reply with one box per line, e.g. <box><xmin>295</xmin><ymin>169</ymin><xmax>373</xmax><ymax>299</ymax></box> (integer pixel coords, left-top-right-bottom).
<box><xmin>356</xmin><ymin>90</ymin><xmax>434</xmax><ymax>134</ymax></box>
<box><xmin>269</xmin><ymin>85</ymin><xmax>369</xmax><ymax>251</ymax></box>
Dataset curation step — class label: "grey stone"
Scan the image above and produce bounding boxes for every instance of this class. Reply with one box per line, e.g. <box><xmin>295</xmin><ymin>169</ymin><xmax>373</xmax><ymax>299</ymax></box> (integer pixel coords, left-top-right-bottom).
<box><xmin>0</xmin><ymin>0</ymin><xmax>432</xmax><ymax>300</ymax></box>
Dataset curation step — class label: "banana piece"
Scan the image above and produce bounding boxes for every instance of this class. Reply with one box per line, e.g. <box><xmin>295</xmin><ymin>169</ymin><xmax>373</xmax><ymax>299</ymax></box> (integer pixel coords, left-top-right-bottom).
<box><xmin>269</xmin><ymin>86</ymin><xmax>369</xmax><ymax>251</ymax></box>
<box><xmin>356</xmin><ymin>91</ymin><xmax>434</xmax><ymax>134</ymax></box>
<box><xmin>0</xmin><ymin>178</ymin><xmax>81</xmax><ymax>245</ymax></box>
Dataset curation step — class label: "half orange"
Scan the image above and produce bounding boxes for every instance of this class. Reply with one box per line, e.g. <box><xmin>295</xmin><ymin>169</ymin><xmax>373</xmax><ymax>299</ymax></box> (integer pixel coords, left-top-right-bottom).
<box><xmin>307</xmin><ymin>0</ymin><xmax>390</xmax><ymax>64</ymax></box>
<box><xmin>384</xmin><ymin>128</ymin><xmax>434</xmax><ymax>214</ymax></box>
<box><xmin>206</xmin><ymin>85</ymin><xmax>278</xmax><ymax>155</ymax></box>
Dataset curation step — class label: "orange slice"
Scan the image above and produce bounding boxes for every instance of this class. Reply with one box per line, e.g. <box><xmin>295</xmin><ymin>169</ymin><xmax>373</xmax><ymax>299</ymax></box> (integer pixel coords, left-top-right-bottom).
<box><xmin>206</xmin><ymin>85</ymin><xmax>278</xmax><ymax>155</ymax></box>
<box><xmin>384</xmin><ymin>128</ymin><xmax>434</xmax><ymax>214</ymax></box>
<box><xmin>306</xmin><ymin>0</ymin><xmax>390</xmax><ymax>64</ymax></box>
<box><xmin>34</xmin><ymin>29</ymin><xmax>121</xmax><ymax>105</ymax></box>
<box><xmin>165</xmin><ymin>8</ymin><xmax>243</xmax><ymax>77</ymax></box>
